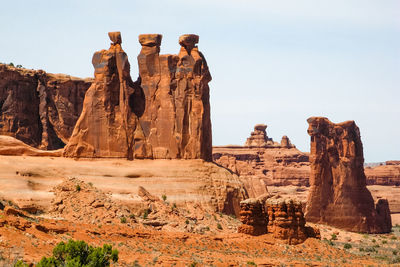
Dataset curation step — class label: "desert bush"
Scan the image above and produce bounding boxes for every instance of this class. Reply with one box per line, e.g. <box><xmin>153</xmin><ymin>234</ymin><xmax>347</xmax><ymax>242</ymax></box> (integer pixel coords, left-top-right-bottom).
<box><xmin>162</xmin><ymin>194</ymin><xmax>167</xmax><ymax>201</ymax></box>
<box><xmin>120</xmin><ymin>217</ymin><xmax>127</xmax><ymax>223</ymax></box>
<box><xmin>76</xmin><ymin>184</ymin><xmax>81</xmax><ymax>192</ymax></box>
<box><xmin>330</xmin><ymin>233</ymin><xmax>337</xmax><ymax>240</ymax></box>
<box><xmin>143</xmin><ymin>209</ymin><xmax>149</xmax><ymax>219</ymax></box>
<box><xmin>217</xmin><ymin>223</ymin><xmax>222</xmax><ymax>230</ymax></box>
<box><xmin>35</xmin><ymin>239</ymin><xmax>118</xmax><ymax>267</ymax></box>
<box><xmin>343</xmin><ymin>243</ymin><xmax>352</xmax><ymax>249</ymax></box>
<box><xmin>14</xmin><ymin>260</ymin><xmax>29</xmax><ymax>267</ymax></box>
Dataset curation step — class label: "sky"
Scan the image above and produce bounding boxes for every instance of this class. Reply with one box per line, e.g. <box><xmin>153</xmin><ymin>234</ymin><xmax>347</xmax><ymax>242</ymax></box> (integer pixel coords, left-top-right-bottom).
<box><xmin>1</xmin><ymin>0</ymin><xmax>399</xmax><ymax>162</ymax></box>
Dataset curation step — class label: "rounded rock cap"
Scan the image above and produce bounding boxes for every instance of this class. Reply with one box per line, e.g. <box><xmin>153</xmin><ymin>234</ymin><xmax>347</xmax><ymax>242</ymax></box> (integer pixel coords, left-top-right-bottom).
<box><xmin>108</xmin><ymin>32</ymin><xmax>122</xmax><ymax>44</ymax></box>
<box><xmin>254</xmin><ymin>124</ymin><xmax>267</xmax><ymax>131</ymax></box>
<box><xmin>139</xmin><ymin>34</ymin><xmax>162</xmax><ymax>47</ymax></box>
<box><xmin>179</xmin><ymin>34</ymin><xmax>199</xmax><ymax>47</ymax></box>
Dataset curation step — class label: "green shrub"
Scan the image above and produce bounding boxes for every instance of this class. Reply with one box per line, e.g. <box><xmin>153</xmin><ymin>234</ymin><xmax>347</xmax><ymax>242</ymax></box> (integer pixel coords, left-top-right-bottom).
<box><xmin>35</xmin><ymin>240</ymin><xmax>118</xmax><ymax>267</ymax></box>
<box><xmin>343</xmin><ymin>243</ymin><xmax>352</xmax><ymax>249</ymax></box>
<box><xmin>330</xmin><ymin>233</ymin><xmax>337</xmax><ymax>240</ymax></box>
<box><xmin>247</xmin><ymin>261</ymin><xmax>256</xmax><ymax>266</ymax></box>
<box><xmin>217</xmin><ymin>223</ymin><xmax>222</xmax><ymax>230</ymax></box>
<box><xmin>120</xmin><ymin>217</ymin><xmax>127</xmax><ymax>223</ymax></box>
<box><xmin>162</xmin><ymin>194</ymin><xmax>167</xmax><ymax>201</ymax></box>
<box><xmin>14</xmin><ymin>260</ymin><xmax>29</xmax><ymax>267</ymax></box>
<box><xmin>9</xmin><ymin>63</ymin><xmax>14</xmax><ymax>67</ymax></box>
<box><xmin>76</xmin><ymin>184</ymin><xmax>81</xmax><ymax>192</ymax></box>
<box><xmin>185</xmin><ymin>219</ymin><xmax>189</xmax><ymax>225</ymax></box>
<box><xmin>143</xmin><ymin>209</ymin><xmax>149</xmax><ymax>219</ymax></box>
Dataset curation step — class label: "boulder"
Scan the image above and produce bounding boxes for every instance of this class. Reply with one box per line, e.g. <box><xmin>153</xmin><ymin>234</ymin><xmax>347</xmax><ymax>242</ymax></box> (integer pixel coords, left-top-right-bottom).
<box><xmin>238</xmin><ymin>195</ymin><xmax>319</xmax><ymax>244</ymax></box>
<box><xmin>304</xmin><ymin>117</ymin><xmax>392</xmax><ymax>233</ymax></box>
<box><xmin>266</xmin><ymin>197</ymin><xmax>319</xmax><ymax>245</ymax></box>
<box><xmin>237</xmin><ymin>198</ymin><xmax>267</xmax><ymax>236</ymax></box>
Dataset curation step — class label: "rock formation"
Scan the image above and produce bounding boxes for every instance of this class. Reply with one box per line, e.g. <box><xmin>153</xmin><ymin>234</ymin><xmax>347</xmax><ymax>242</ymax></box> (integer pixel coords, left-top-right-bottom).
<box><xmin>0</xmin><ymin>64</ymin><xmax>91</xmax><ymax>149</ymax></box>
<box><xmin>237</xmin><ymin>197</ymin><xmax>268</xmax><ymax>236</ymax></box>
<box><xmin>238</xmin><ymin>195</ymin><xmax>320</xmax><ymax>244</ymax></box>
<box><xmin>305</xmin><ymin>117</ymin><xmax>392</xmax><ymax>233</ymax></box>
<box><xmin>64</xmin><ymin>32</ymin><xmax>212</xmax><ymax>160</ymax></box>
<box><xmin>135</xmin><ymin>34</ymin><xmax>212</xmax><ymax>160</ymax></box>
<box><xmin>64</xmin><ymin>32</ymin><xmax>141</xmax><ymax>159</ymax></box>
<box><xmin>213</xmin><ymin>124</ymin><xmax>309</xmax><ymax>197</ymax></box>
<box><xmin>266</xmin><ymin>197</ymin><xmax>320</xmax><ymax>244</ymax></box>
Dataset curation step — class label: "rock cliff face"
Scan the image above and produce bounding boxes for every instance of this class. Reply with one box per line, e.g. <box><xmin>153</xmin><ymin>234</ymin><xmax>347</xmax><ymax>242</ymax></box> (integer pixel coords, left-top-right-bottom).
<box><xmin>0</xmin><ymin>64</ymin><xmax>91</xmax><ymax>150</ymax></box>
<box><xmin>64</xmin><ymin>32</ymin><xmax>212</xmax><ymax>160</ymax></box>
<box><xmin>238</xmin><ymin>195</ymin><xmax>320</xmax><ymax>244</ymax></box>
<box><xmin>305</xmin><ymin>117</ymin><xmax>392</xmax><ymax>233</ymax></box>
<box><xmin>213</xmin><ymin>124</ymin><xmax>310</xmax><ymax>197</ymax></box>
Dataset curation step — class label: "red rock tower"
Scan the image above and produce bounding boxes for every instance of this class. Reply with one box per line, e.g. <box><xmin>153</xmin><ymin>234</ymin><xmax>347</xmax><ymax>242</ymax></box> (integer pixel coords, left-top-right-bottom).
<box><xmin>305</xmin><ymin>117</ymin><xmax>392</xmax><ymax>233</ymax></box>
<box><xmin>64</xmin><ymin>32</ymin><xmax>212</xmax><ymax>161</ymax></box>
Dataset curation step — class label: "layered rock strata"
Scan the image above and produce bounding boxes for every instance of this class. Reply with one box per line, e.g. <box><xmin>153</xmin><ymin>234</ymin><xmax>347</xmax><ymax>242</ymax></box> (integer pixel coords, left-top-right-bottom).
<box><xmin>0</xmin><ymin>64</ymin><xmax>91</xmax><ymax>149</ymax></box>
<box><xmin>64</xmin><ymin>32</ymin><xmax>212</xmax><ymax>160</ymax></box>
<box><xmin>365</xmin><ymin>161</ymin><xmax>400</xmax><ymax>186</ymax></box>
<box><xmin>238</xmin><ymin>195</ymin><xmax>319</xmax><ymax>245</ymax></box>
<box><xmin>305</xmin><ymin>117</ymin><xmax>392</xmax><ymax>233</ymax></box>
<box><xmin>213</xmin><ymin>124</ymin><xmax>309</xmax><ymax>197</ymax></box>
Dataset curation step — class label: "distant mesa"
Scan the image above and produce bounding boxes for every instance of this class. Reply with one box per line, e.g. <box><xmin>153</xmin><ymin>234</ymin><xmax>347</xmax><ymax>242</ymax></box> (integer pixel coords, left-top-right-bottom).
<box><xmin>305</xmin><ymin>117</ymin><xmax>392</xmax><ymax>233</ymax></box>
<box><xmin>245</xmin><ymin>124</ymin><xmax>295</xmax><ymax>148</ymax></box>
<box><xmin>213</xmin><ymin>123</ymin><xmax>309</xmax><ymax>197</ymax></box>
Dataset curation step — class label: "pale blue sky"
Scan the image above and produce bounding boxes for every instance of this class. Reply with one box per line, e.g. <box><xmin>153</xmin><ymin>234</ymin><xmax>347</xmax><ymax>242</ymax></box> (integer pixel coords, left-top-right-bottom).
<box><xmin>1</xmin><ymin>0</ymin><xmax>399</xmax><ymax>162</ymax></box>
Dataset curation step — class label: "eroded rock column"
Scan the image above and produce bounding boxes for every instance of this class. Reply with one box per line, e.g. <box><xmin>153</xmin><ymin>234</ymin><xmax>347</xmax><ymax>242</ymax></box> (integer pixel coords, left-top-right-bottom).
<box><xmin>305</xmin><ymin>117</ymin><xmax>392</xmax><ymax>233</ymax></box>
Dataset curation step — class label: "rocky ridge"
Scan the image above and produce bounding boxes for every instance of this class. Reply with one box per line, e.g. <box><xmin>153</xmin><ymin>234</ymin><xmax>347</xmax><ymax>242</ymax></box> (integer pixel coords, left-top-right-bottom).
<box><xmin>0</xmin><ymin>64</ymin><xmax>91</xmax><ymax>150</ymax></box>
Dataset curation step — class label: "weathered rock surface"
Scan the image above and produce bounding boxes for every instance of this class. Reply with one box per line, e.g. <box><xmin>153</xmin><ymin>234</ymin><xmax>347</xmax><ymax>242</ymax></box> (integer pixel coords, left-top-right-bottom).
<box><xmin>237</xmin><ymin>197</ymin><xmax>268</xmax><ymax>236</ymax></box>
<box><xmin>213</xmin><ymin>124</ymin><xmax>310</xmax><ymax>197</ymax></box>
<box><xmin>135</xmin><ymin>33</ymin><xmax>212</xmax><ymax>160</ymax></box>
<box><xmin>305</xmin><ymin>117</ymin><xmax>392</xmax><ymax>233</ymax></box>
<box><xmin>64</xmin><ymin>32</ymin><xmax>212</xmax><ymax>160</ymax></box>
<box><xmin>0</xmin><ymin>64</ymin><xmax>91</xmax><ymax>149</ymax></box>
<box><xmin>238</xmin><ymin>195</ymin><xmax>319</xmax><ymax>244</ymax></box>
<box><xmin>64</xmin><ymin>32</ymin><xmax>141</xmax><ymax>159</ymax></box>
<box><xmin>0</xmin><ymin>135</ymin><xmax>62</xmax><ymax>156</ymax></box>
<box><xmin>266</xmin><ymin>196</ymin><xmax>320</xmax><ymax>244</ymax></box>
